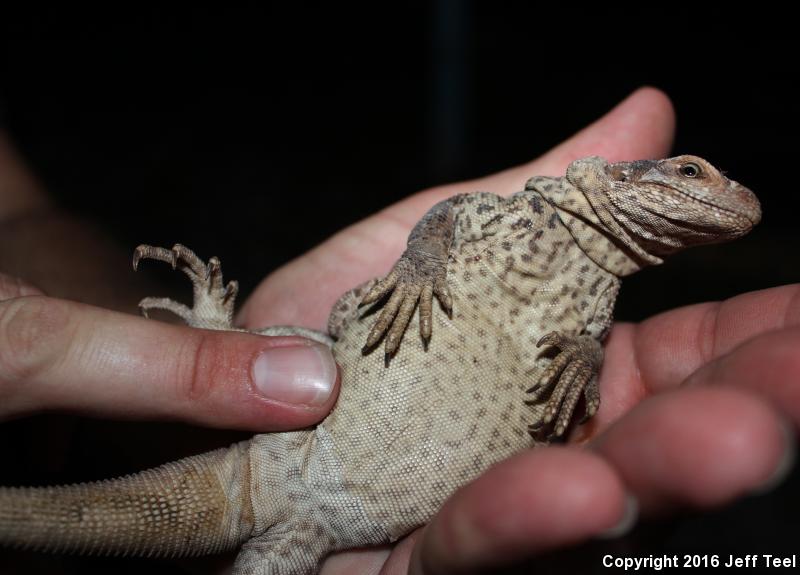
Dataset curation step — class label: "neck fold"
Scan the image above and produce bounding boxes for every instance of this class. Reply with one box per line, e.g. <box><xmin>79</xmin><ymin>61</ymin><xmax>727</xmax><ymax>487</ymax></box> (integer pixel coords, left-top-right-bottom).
<box><xmin>526</xmin><ymin>175</ymin><xmax>661</xmax><ymax>277</ymax></box>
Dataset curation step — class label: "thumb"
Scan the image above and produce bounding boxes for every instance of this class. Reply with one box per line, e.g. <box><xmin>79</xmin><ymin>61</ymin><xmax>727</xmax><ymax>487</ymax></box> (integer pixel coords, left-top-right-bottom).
<box><xmin>0</xmin><ymin>295</ymin><xmax>339</xmax><ymax>430</ymax></box>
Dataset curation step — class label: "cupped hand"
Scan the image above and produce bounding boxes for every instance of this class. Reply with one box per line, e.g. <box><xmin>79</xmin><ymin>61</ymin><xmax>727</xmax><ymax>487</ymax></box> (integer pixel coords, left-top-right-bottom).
<box><xmin>237</xmin><ymin>88</ymin><xmax>798</xmax><ymax>574</ymax></box>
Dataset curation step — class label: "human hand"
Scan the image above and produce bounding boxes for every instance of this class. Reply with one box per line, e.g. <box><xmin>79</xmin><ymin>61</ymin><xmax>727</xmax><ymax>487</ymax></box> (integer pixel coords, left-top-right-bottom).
<box><xmin>237</xmin><ymin>88</ymin><xmax>797</xmax><ymax>574</ymax></box>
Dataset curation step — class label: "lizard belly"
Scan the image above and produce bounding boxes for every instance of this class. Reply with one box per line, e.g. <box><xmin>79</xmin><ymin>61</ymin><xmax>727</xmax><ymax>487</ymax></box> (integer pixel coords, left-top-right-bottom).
<box><xmin>318</xmin><ymin>232</ymin><xmax>613</xmax><ymax>539</ymax></box>
<box><xmin>322</xmin><ymin>301</ymin><xmax>532</xmax><ymax>538</ymax></box>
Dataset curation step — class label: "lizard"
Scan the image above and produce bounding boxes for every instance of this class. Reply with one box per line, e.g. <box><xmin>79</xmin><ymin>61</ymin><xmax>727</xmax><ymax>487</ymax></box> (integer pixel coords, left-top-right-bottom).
<box><xmin>0</xmin><ymin>155</ymin><xmax>761</xmax><ymax>574</ymax></box>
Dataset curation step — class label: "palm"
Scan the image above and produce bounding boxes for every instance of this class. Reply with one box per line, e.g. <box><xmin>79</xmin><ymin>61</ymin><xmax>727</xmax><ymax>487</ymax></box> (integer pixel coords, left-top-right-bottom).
<box><xmin>237</xmin><ymin>89</ymin><xmax>799</xmax><ymax>574</ymax></box>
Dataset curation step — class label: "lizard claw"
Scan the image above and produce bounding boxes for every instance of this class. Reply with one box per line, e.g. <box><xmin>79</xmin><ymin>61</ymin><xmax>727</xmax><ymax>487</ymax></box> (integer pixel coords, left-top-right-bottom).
<box><xmin>133</xmin><ymin>244</ymin><xmax>176</xmax><ymax>271</ymax></box>
<box><xmin>526</xmin><ymin>332</ymin><xmax>602</xmax><ymax>439</ymax></box>
<box><xmin>360</xmin><ymin>249</ymin><xmax>450</xmax><ymax>360</ymax></box>
<box><xmin>223</xmin><ymin>280</ymin><xmax>239</xmax><ymax>304</ymax></box>
<box><xmin>132</xmin><ymin>244</ymin><xmax>238</xmax><ymax>330</ymax></box>
<box><xmin>206</xmin><ymin>257</ymin><xmax>221</xmax><ymax>282</ymax></box>
<box><xmin>433</xmin><ymin>279</ymin><xmax>453</xmax><ymax>318</ymax></box>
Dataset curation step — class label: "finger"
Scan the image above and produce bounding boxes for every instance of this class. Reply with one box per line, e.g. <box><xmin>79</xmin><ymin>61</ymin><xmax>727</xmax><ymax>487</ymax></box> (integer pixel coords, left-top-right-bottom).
<box><xmin>635</xmin><ymin>284</ymin><xmax>800</xmax><ymax>394</ymax></box>
<box><xmin>468</xmin><ymin>86</ymin><xmax>675</xmax><ymax>193</ymax></box>
<box><xmin>0</xmin><ymin>272</ymin><xmax>44</xmax><ymax>300</ymax></box>
<box><xmin>0</xmin><ymin>296</ymin><xmax>339</xmax><ymax>429</ymax></box>
<box><xmin>684</xmin><ymin>327</ymin><xmax>800</xmax><ymax>427</ymax></box>
<box><xmin>393</xmin><ymin>88</ymin><xmax>674</xmax><ymax>230</ymax></box>
<box><xmin>239</xmin><ymin>87</ymin><xmax>675</xmax><ymax>329</ymax></box>
<box><xmin>409</xmin><ymin>447</ymin><xmax>629</xmax><ymax>574</ymax></box>
<box><xmin>592</xmin><ymin>387</ymin><xmax>792</xmax><ymax>515</ymax></box>
<box><xmin>377</xmin><ymin>529</ymin><xmax>422</xmax><ymax>575</ymax></box>
<box><xmin>319</xmin><ymin>545</ymin><xmax>391</xmax><ymax>575</ymax></box>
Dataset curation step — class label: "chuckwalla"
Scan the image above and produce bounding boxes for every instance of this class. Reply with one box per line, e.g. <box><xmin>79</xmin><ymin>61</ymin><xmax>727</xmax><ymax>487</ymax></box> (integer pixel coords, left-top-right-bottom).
<box><xmin>0</xmin><ymin>156</ymin><xmax>761</xmax><ymax>574</ymax></box>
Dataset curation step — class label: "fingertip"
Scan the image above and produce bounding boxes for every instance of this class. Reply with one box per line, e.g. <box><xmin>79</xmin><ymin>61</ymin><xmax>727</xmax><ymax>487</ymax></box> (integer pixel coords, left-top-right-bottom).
<box><xmin>596</xmin><ymin>493</ymin><xmax>638</xmax><ymax>539</ymax></box>
<box><xmin>489</xmin><ymin>86</ymin><xmax>677</xmax><ymax>192</ymax></box>
<box><xmin>752</xmin><ymin>417</ymin><xmax>796</xmax><ymax>495</ymax></box>
<box><xmin>556</xmin><ymin>86</ymin><xmax>676</xmax><ymax>165</ymax></box>
<box><xmin>626</xmin><ymin>86</ymin><xmax>675</xmax><ymax>155</ymax></box>
<box><xmin>627</xmin><ymin>86</ymin><xmax>676</xmax><ymax>139</ymax></box>
<box><xmin>165</xmin><ymin>330</ymin><xmax>341</xmax><ymax>431</ymax></box>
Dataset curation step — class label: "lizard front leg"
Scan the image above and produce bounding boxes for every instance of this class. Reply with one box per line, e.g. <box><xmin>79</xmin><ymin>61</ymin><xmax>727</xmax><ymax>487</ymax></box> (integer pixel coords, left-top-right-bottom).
<box><xmin>360</xmin><ymin>192</ymin><xmax>509</xmax><ymax>361</ymax></box>
<box><xmin>359</xmin><ymin>199</ymin><xmax>456</xmax><ymax>359</ymax></box>
<box><xmin>133</xmin><ymin>243</ymin><xmax>239</xmax><ymax>330</ymax></box>
<box><xmin>526</xmin><ymin>332</ymin><xmax>603</xmax><ymax>439</ymax></box>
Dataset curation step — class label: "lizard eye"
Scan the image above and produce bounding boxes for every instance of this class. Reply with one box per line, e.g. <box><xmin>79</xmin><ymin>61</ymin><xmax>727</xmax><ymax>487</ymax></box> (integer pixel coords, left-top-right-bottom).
<box><xmin>679</xmin><ymin>163</ymin><xmax>702</xmax><ymax>178</ymax></box>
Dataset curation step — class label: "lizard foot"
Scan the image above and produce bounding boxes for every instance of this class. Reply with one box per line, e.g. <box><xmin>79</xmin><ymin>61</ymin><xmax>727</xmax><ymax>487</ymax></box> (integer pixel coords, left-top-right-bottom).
<box><xmin>133</xmin><ymin>244</ymin><xmax>239</xmax><ymax>330</ymax></box>
<box><xmin>525</xmin><ymin>332</ymin><xmax>602</xmax><ymax>439</ymax></box>
<box><xmin>360</xmin><ymin>248</ymin><xmax>452</xmax><ymax>361</ymax></box>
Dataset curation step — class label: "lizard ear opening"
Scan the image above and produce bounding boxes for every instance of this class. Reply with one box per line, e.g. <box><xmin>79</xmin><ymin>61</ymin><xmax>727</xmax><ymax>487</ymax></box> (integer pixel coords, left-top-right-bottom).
<box><xmin>606</xmin><ymin>164</ymin><xmax>628</xmax><ymax>182</ymax></box>
<box><xmin>604</xmin><ymin>160</ymin><xmax>659</xmax><ymax>185</ymax></box>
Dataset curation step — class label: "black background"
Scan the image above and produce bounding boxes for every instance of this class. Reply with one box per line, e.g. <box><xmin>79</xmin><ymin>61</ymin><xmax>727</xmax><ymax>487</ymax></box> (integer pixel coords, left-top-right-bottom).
<box><xmin>0</xmin><ymin>4</ymin><xmax>797</xmax><ymax>574</ymax></box>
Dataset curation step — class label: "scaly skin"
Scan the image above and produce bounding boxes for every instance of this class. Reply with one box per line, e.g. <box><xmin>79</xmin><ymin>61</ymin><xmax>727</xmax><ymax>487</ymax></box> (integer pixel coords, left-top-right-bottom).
<box><xmin>0</xmin><ymin>156</ymin><xmax>761</xmax><ymax>574</ymax></box>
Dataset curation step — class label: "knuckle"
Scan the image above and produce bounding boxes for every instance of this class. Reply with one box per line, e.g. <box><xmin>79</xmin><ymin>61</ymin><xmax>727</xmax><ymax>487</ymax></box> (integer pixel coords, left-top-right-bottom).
<box><xmin>0</xmin><ymin>296</ymin><xmax>71</xmax><ymax>383</ymax></box>
<box><xmin>173</xmin><ymin>331</ymin><xmax>237</xmax><ymax>404</ymax></box>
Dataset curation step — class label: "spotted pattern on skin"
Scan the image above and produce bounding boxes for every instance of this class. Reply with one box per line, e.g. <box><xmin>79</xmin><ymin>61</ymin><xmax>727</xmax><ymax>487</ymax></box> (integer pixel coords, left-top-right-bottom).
<box><xmin>323</xmin><ymin>190</ymin><xmax>624</xmax><ymax>536</ymax></box>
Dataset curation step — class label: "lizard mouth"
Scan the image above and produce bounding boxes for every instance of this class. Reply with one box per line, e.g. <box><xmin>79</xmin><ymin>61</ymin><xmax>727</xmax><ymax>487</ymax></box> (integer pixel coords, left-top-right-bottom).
<box><xmin>677</xmin><ymin>185</ymin><xmax>760</xmax><ymax>227</ymax></box>
<box><xmin>731</xmin><ymin>183</ymin><xmax>762</xmax><ymax>226</ymax></box>
<box><xmin>686</xmin><ymin>182</ymin><xmax>761</xmax><ymax>229</ymax></box>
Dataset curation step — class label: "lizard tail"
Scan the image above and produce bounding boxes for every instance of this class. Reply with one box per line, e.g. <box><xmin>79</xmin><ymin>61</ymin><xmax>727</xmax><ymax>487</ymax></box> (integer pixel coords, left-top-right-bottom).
<box><xmin>0</xmin><ymin>441</ymin><xmax>255</xmax><ymax>558</ymax></box>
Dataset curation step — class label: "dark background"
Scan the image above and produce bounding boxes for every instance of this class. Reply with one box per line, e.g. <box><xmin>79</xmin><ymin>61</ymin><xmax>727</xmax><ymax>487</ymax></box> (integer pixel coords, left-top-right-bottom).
<box><xmin>0</xmin><ymin>4</ymin><xmax>797</xmax><ymax>574</ymax></box>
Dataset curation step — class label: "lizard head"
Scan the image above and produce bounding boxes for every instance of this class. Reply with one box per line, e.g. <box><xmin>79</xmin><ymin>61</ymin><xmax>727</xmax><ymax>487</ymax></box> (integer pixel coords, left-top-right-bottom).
<box><xmin>568</xmin><ymin>155</ymin><xmax>761</xmax><ymax>259</ymax></box>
